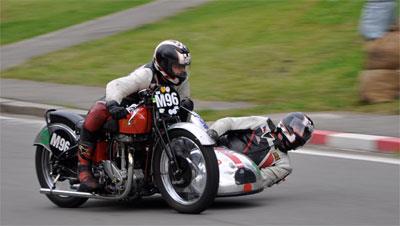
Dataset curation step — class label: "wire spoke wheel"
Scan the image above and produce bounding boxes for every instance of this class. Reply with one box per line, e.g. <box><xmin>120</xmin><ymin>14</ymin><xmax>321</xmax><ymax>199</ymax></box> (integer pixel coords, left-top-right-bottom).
<box><xmin>154</xmin><ymin>130</ymin><xmax>219</xmax><ymax>214</ymax></box>
<box><xmin>35</xmin><ymin>146</ymin><xmax>88</xmax><ymax>207</ymax></box>
<box><xmin>160</xmin><ymin>137</ymin><xmax>207</xmax><ymax>205</ymax></box>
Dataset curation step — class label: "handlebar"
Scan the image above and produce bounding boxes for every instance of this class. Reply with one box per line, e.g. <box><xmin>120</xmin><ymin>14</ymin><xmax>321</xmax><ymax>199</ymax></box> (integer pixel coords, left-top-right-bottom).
<box><xmin>125</xmin><ymin>87</ymin><xmax>156</xmax><ymax>125</ymax></box>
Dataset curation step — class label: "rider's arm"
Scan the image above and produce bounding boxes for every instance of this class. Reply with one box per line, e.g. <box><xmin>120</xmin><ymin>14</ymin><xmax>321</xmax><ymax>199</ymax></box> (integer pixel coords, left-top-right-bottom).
<box><xmin>105</xmin><ymin>66</ymin><xmax>153</xmax><ymax>104</ymax></box>
<box><xmin>260</xmin><ymin>149</ymin><xmax>292</xmax><ymax>188</ymax></box>
<box><xmin>210</xmin><ymin>116</ymin><xmax>270</xmax><ymax>137</ymax></box>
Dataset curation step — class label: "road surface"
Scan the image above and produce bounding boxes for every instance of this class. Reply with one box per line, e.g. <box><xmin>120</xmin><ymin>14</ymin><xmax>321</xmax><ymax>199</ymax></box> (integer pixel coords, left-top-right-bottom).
<box><xmin>1</xmin><ymin>114</ymin><xmax>399</xmax><ymax>226</ymax></box>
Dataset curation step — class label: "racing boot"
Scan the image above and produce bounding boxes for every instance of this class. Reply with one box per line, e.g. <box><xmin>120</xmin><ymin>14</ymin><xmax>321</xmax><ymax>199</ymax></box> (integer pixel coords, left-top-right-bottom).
<box><xmin>77</xmin><ymin>144</ymin><xmax>99</xmax><ymax>192</ymax></box>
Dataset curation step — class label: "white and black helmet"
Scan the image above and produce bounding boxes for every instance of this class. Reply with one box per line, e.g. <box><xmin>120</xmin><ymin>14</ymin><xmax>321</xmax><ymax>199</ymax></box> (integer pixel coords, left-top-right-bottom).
<box><xmin>276</xmin><ymin>112</ymin><xmax>314</xmax><ymax>151</ymax></box>
<box><xmin>153</xmin><ymin>40</ymin><xmax>191</xmax><ymax>85</ymax></box>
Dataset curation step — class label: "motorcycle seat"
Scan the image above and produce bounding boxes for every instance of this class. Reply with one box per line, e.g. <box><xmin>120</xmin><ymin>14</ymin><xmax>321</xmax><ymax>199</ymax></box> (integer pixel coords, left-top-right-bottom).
<box><xmin>47</xmin><ymin>109</ymin><xmax>84</xmax><ymax>132</ymax></box>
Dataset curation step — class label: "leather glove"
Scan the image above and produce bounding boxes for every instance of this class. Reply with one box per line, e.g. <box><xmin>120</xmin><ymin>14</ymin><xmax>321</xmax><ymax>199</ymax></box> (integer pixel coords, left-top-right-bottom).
<box><xmin>180</xmin><ymin>98</ymin><xmax>194</xmax><ymax>111</ymax></box>
<box><xmin>206</xmin><ymin>129</ymin><xmax>219</xmax><ymax>141</ymax></box>
<box><xmin>106</xmin><ymin>100</ymin><xmax>128</xmax><ymax>120</ymax></box>
<box><xmin>178</xmin><ymin>98</ymin><xmax>194</xmax><ymax>122</ymax></box>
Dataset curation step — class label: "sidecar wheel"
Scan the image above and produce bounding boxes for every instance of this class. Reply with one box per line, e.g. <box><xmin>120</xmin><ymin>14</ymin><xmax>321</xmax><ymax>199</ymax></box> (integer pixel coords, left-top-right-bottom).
<box><xmin>154</xmin><ymin>130</ymin><xmax>219</xmax><ymax>214</ymax></box>
<box><xmin>35</xmin><ymin>146</ymin><xmax>88</xmax><ymax>208</ymax></box>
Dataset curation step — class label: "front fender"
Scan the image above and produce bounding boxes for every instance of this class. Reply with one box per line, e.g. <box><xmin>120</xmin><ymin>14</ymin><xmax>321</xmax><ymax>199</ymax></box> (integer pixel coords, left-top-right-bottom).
<box><xmin>33</xmin><ymin>126</ymin><xmax>51</xmax><ymax>152</ymax></box>
<box><xmin>168</xmin><ymin>122</ymin><xmax>215</xmax><ymax>146</ymax></box>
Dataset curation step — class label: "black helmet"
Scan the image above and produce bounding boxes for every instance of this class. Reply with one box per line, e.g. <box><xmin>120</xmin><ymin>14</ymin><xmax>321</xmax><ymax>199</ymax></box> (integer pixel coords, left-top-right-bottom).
<box><xmin>153</xmin><ymin>40</ymin><xmax>191</xmax><ymax>85</ymax></box>
<box><xmin>275</xmin><ymin>112</ymin><xmax>314</xmax><ymax>152</ymax></box>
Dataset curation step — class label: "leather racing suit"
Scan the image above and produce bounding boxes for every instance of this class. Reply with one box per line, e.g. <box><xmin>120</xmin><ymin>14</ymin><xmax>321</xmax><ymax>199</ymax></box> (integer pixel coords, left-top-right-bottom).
<box><xmin>210</xmin><ymin>116</ymin><xmax>292</xmax><ymax>188</ymax></box>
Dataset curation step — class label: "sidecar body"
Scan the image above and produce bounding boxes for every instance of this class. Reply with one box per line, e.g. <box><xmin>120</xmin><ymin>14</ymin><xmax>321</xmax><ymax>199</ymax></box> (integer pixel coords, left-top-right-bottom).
<box><xmin>215</xmin><ymin>146</ymin><xmax>264</xmax><ymax>197</ymax></box>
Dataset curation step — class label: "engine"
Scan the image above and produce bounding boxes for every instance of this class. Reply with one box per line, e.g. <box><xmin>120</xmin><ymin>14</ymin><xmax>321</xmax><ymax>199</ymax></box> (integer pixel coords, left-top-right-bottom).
<box><xmin>94</xmin><ymin>135</ymin><xmax>148</xmax><ymax>196</ymax></box>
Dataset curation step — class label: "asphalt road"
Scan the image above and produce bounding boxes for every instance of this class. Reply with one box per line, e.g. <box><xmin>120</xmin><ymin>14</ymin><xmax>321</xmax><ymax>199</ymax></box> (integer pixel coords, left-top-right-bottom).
<box><xmin>1</xmin><ymin>115</ymin><xmax>399</xmax><ymax>226</ymax></box>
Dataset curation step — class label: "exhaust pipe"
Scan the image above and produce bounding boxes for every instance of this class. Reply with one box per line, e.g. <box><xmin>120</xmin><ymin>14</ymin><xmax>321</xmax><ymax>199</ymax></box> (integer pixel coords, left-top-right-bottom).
<box><xmin>41</xmin><ymin>153</ymin><xmax>135</xmax><ymax>200</ymax></box>
<box><xmin>40</xmin><ymin>188</ymin><xmax>104</xmax><ymax>199</ymax></box>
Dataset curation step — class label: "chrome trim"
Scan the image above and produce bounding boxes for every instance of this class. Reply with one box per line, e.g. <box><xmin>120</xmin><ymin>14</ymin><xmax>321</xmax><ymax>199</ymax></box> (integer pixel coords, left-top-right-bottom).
<box><xmin>49</xmin><ymin>123</ymin><xmax>78</xmax><ymax>140</ymax></box>
<box><xmin>127</xmin><ymin>104</ymin><xmax>140</xmax><ymax>126</ymax></box>
<box><xmin>40</xmin><ymin>189</ymin><xmax>97</xmax><ymax>199</ymax></box>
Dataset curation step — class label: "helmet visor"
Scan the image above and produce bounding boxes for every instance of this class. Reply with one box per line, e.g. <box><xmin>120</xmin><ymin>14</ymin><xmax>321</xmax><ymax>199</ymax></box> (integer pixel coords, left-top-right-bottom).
<box><xmin>289</xmin><ymin>117</ymin><xmax>314</xmax><ymax>145</ymax></box>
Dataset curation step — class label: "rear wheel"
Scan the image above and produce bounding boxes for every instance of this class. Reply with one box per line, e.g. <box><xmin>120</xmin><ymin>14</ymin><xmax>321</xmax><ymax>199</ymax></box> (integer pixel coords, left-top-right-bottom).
<box><xmin>154</xmin><ymin>130</ymin><xmax>219</xmax><ymax>214</ymax></box>
<box><xmin>35</xmin><ymin>146</ymin><xmax>88</xmax><ymax>208</ymax></box>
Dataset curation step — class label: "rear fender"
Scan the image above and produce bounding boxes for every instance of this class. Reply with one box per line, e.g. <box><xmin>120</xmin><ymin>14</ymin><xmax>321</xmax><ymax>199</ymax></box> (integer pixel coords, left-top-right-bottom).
<box><xmin>34</xmin><ymin>109</ymin><xmax>83</xmax><ymax>154</ymax></box>
<box><xmin>34</xmin><ymin>126</ymin><xmax>52</xmax><ymax>152</ymax></box>
<box><xmin>33</xmin><ymin>123</ymin><xmax>79</xmax><ymax>158</ymax></box>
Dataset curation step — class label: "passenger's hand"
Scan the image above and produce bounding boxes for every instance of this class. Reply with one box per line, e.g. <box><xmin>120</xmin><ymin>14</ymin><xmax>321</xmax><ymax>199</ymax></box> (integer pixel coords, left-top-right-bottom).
<box><xmin>180</xmin><ymin>98</ymin><xmax>194</xmax><ymax>111</ymax></box>
<box><xmin>206</xmin><ymin>129</ymin><xmax>219</xmax><ymax>141</ymax></box>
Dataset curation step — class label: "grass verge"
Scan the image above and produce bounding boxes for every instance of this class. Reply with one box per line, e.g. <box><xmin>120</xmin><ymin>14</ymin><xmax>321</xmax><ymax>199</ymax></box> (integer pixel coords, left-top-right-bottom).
<box><xmin>2</xmin><ymin>0</ymin><xmax>398</xmax><ymax>120</ymax></box>
<box><xmin>0</xmin><ymin>0</ymin><xmax>151</xmax><ymax>45</ymax></box>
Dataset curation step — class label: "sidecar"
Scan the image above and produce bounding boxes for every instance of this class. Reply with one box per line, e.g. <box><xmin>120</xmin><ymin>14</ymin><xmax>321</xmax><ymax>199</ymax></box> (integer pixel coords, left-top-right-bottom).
<box><xmin>188</xmin><ymin>112</ymin><xmax>264</xmax><ymax>197</ymax></box>
<box><xmin>215</xmin><ymin>146</ymin><xmax>264</xmax><ymax>197</ymax></box>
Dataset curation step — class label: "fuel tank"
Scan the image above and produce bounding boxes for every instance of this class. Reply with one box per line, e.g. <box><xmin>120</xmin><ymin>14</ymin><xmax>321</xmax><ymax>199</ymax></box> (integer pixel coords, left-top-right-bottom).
<box><xmin>118</xmin><ymin>106</ymin><xmax>152</xmax><ymax>134</ymax></box>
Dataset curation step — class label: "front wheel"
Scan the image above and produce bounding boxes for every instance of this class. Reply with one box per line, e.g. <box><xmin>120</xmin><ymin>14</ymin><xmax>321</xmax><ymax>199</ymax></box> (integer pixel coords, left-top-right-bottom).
<box><xmin>154</xmin><ymin>130</ymin><xmax>219</xmax><ymax>214</ymax></box>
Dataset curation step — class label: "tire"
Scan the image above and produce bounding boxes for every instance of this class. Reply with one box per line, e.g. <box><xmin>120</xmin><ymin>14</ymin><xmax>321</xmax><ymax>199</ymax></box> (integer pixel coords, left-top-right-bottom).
<box><xmin>35</xmin><ymin>146</ymin><xmax>88</xmax><ymax>208</ymax></box>
<box><xmin>153</xmin><ymin>129</ymin><xmax>219</xmax><ymax>214</ymax></box>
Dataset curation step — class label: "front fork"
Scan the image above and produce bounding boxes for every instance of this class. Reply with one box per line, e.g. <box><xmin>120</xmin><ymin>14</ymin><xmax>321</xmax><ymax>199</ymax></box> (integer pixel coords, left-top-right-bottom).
<box><xmin>154</xmin><ymin>119</ymin><xmax>182</xmax><ymax>181</ymax></box>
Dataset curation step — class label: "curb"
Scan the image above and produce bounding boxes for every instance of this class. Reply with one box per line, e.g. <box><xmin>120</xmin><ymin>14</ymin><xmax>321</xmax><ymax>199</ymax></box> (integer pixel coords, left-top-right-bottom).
<box><xmin>310</xmin><ymin>130</ymin><xmax>400</xmax><ymax>154</ymax></box>
<box><xmin>1</xmin><ymin>98</ymin><xmax>399</xmax><ymax>154</ymax></box>
<box><xmin>0</xmin><ymin>98</ymin><xmax>87</xmax><ymax>117</ymax></box>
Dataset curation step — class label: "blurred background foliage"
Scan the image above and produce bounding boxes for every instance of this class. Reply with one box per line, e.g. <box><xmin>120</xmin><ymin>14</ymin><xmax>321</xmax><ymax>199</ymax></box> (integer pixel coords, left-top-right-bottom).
<box><xmin>1</xmin><ymin>0</ymin><xmax>398</xmax><ymax>119</ymax></box>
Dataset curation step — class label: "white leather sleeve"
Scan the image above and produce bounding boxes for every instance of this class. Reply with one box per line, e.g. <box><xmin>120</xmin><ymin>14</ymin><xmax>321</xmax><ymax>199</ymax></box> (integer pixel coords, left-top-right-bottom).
<box><xmin>209</xmin><ymin>116</ymin><xmax>270</xmax><ymax>137</ymax></box>
<box><xmin>261</xmin><ymin>150</ymin><xmax>292</xmax><ymax>187</ymax></box>
<box><xmin>105</xmin><ymin>66</ymin><xmax>153</xmax><ymax>104</ymax></box>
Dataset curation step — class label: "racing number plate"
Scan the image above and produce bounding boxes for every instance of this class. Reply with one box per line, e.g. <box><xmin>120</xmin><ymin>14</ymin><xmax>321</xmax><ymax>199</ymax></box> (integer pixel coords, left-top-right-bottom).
<box><xmin>153</xmin><ymin>86</ymin><xmax>180</xmax><ymax>116</ymax></box>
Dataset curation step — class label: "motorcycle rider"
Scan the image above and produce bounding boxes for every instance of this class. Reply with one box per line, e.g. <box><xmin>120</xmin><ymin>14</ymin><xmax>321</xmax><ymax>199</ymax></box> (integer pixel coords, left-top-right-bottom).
<box><xmin>207</xmin><ymin>112</ymin><xmax>314</xmax><ymax>188</ymax></box>
<box><xmin>78</xmin><ymin>40</ymin><xmax>193</xmax><ymax>192</ymax></box>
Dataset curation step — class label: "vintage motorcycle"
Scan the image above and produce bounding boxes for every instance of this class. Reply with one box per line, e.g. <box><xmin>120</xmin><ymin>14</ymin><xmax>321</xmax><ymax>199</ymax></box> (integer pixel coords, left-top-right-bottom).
<box><xmin>34</xmin><ymin>86</ymin><xmax>220</xmax><ymax>214</ymax></box>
